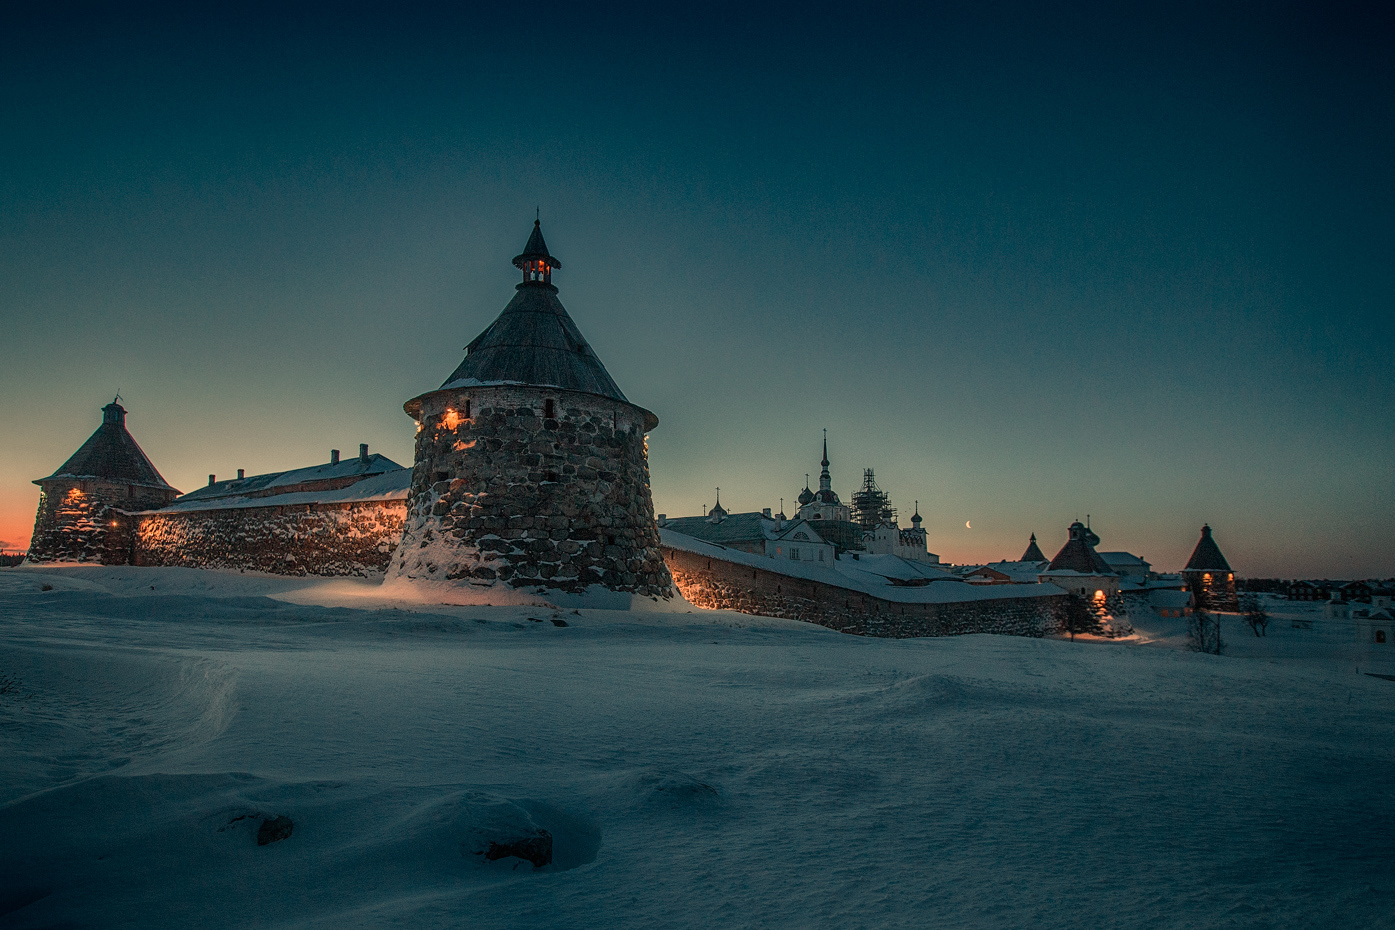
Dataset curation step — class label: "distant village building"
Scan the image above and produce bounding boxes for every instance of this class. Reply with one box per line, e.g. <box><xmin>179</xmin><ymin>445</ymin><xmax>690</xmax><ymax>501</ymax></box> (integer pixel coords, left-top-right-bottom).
<box><xmin>1099</xmin><ymin>551</ymin><xmax>1150</xmax><ymax>581</ymax></box>
<box><xmin>661</xmin><ymin>500</ymin><xmax>837</xmax><ymax>565</ymax></box>
<box><xmin>27</xmin><ymin>400</ymin><xmax>179</xmax><ymax>563</ymax></box>
<box><xmin>1181</xmin><ymin>524</ymin><xmax>1238</xmax><ymax>611</ymax></box>
<box><xmin>387</xmin><ymin>221</ymin><xmax>673</xmax><ymax>597</ymax></box>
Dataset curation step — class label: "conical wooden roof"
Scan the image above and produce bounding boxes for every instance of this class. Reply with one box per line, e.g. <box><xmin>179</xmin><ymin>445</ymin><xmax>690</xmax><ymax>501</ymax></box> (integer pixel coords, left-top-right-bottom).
<box><xmin>1183</xmin><ymin>524</ymin><xmax>1232</xmax><ymax>572</ymax></box>
<box><xmin>440</xmin><ymin>283</ymin><xmax>629</xmax><ymax>402</ymax></box>
<box><xmin>1047</xmin><ymin>522</ymin><xmax>1114</xmax><ymax>574</ymax></box>
<box><xmin>414</xmin><ymin>221</ymin><xmax>655</xmax><ymax>428</ymax></box>
<box><xmin>36</xmin><ymin>401</ymin><xmax>176</xmax><ymax>491</ymax></box>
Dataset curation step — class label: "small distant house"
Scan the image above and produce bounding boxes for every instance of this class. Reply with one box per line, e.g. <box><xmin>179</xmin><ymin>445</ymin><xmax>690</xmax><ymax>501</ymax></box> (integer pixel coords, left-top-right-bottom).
<box><xmin>1340</xmin><ymin>581</ymin><xmax>1373</xmax><ymax>604</ymax></box>
<box><xmin>1287</xmin><ymin>580</ymin><xmax>1327</xmax><ymax>601</ymax></box>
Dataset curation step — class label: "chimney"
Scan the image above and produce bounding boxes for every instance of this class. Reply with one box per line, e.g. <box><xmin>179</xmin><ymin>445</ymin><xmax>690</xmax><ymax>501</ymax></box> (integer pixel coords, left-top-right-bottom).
<box><xmin>359</xmin><ymin>443</ymin><xmax>369</xmax><ymax>464</ymax></box>
<box><xmin>762</xmin><ymin>507</ymin><xmax>772</xmax><ymax>518</ymax></box>
<box><xmin>330</xmin><ymin>449</ymin><xmax>340</xmax><ymax>465</ymax></box>
<box><xmin>237</xmin><ymin>469</ymin><xmax>245</xmax><ymax>480</ymax></box>
<box><xmin>656</xmin><ymin>514</ymin><xmax>666</xmax><ymax>526</ymax></box>
<box><xmin>208</xmin><ymin>474</ymin><xmax>216</xmax><ymax>487</ymax></box>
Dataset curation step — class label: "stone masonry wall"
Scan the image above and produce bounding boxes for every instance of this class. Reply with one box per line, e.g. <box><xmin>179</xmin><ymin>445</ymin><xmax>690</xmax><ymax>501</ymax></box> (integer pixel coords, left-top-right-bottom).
<box><xmin>664</xmin><ymin>547</ymin><xmax>1068</xmax><ymax>638</ymax></box>
<box><xmin>1184</xmin><ymin>570</ymin><xmax>1239</xmax><ymax>612</ymax></box>
<box><xmin>26</xmin><ymin>480</ymin><xmax>174</xmax><ymax>564</ymax></box>
<box><xmin>390</xmin><ymin>386</ymin><xmax>672</xmax><ymax>597</ymax></box>
<box><xmin>134</xmin><ymin>500</ymin><xmax>406</xmax><ymax>576</ymax></box>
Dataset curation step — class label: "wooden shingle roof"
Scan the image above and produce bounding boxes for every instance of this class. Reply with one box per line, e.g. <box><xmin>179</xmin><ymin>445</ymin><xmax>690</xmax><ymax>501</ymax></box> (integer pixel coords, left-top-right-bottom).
<box><xmin>1183</xmin><ymin>524</ymin><xmax>1232</xmax><ymax>572</ymax></box>
<box><xmin>36</xmin><ymin>401</ymin><xmax>176</xmax><ymax>492</ymax></box>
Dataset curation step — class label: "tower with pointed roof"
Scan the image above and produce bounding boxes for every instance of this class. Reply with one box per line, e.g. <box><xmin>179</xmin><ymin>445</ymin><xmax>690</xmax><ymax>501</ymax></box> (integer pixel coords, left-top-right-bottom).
<box><xmin>387</xmin><ymin>220</ymin><xmax>672</xmax><ymax>598</ymax></box>
<box><xmin>1020</xmin><ymin>533</ymin><xmax>1047</xmax><ymax>563</ymax></box>
<box><xmin>1038</xmin><ymin>521</ymin><xmax>1133</xmax><ymax>637</ymax></box>
<box><xmin>27</xmin><ymin>400</ymin><xmax>180</xmax><ymax>563</ymax></box>
<box><xmin>795</xmin><ymin>431</ymin><xmax>857</xmax><ymax>551</ymax></box>
<box><xmin>1181</xmin><ymin>524</ymin><xmax>1237</xmax><ymax>610</ymax></box>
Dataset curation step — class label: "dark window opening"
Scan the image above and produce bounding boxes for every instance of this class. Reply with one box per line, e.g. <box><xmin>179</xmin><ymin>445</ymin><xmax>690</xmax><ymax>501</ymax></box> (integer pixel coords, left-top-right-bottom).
<box><xmin>544</xmin><ymin>399</ymin><xmax>555</xmax><ymax>419</ymax></box>
<box><xmin>464</xmin><ymin>400</ymin><xmax>471</xmax><ymax>419</ymax></box>
<box><xmin>1379</xmin><ymin>630</ymin><xmax>1387</xmax><ymax>644</ymax></box>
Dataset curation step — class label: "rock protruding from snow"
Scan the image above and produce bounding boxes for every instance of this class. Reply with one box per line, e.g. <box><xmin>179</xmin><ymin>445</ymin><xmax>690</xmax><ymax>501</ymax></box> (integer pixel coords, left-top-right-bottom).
<box><xmin>257</xmin><ymin>815</ymin><xmax>294</xmax><ymax>846</ymax></box>
<box><xmin>481</xmin><ymin>829</ymin><xmax>553</xmax><ymax>868</ymax></box>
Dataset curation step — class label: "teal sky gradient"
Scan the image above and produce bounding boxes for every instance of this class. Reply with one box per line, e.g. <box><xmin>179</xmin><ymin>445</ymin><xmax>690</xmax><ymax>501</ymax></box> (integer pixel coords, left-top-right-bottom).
<box><xmin>1</xmin><ymin>3</ymin><xmax>1391</xmax><ymax>576</ymax></box>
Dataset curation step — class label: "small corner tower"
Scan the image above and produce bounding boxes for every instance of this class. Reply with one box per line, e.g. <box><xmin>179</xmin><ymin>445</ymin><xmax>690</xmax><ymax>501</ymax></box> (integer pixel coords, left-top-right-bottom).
<box><xmin>388</xmin><ymin>220</ymin><xmax>673</xmax><ymax>598</ymax></box>
<box><xmin>28</xmin><ymin>399</ymin><xmax>179</xmax><ymax>564</ymax></box>
<box><xmin>1182</xmin><ymin>524</ymin><xmax>1237</xmax><ymax>611</ymax></box>
<box><xmin>1020</xmin><ymin>533</ymin><xmax>1047</xmax><ymax>563</ymax></box>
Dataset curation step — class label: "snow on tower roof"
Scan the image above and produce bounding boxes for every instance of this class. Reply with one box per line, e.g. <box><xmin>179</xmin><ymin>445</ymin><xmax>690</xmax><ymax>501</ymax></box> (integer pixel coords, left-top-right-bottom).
<box><xmin>1183</xmin><ymin>524</ymin><xmax>1232</xmax><ymax>572</ymax></box>
<box><xmin>36</xmin><ymin>400</ymin><xmax>177</xmax><ymax>492</ymax></box>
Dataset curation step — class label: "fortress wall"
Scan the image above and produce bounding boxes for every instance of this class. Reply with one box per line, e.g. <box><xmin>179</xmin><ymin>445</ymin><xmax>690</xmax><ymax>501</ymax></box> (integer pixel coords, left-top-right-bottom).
<box><xmin>662</xmin><ymin>546</ymin><xmax>1069</xmax><ymax>638</ymax></box>
<box><xmin>389</xmin><ymin>385</ymin><xmax>672</xmax><ymax>597</ymax></box>
<box><xmin>134</xmin><ymin>499</ymin><xmax>406</xmax><ymax>576</ymax></box>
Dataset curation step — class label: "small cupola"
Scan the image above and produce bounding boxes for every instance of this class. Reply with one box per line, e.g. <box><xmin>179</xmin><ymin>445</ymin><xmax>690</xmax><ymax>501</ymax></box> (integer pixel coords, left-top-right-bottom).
<box><xmin>512</xmin><ymin>219</ymin><xmax>561</xmax><ymax>286</ymax></box>
<box><xmin>708</xmin><ymin>488</ymin><xmax>728</xmax><ymax>524</ymax></box>
<box><xmin>911</xmin><ymin>502</ymin><xmax>922</xmax><ymax>526</ymax></box>
<box><xmin>103</xmin><ymin>398</ymin><xmax>126</xmax><ymax>426</ymax></box>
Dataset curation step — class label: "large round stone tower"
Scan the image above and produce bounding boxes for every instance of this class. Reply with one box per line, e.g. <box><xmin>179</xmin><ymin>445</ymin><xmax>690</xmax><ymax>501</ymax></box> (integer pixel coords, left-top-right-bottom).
<box><xmin>387</xmin><ymin>221</ymin><xmax>673</xmax><ymax>599</ymax></box>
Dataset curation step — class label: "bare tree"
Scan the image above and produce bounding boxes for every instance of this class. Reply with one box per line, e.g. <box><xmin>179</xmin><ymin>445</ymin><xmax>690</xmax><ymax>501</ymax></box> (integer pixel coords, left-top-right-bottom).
<box><xmin>1188</xmin><ymin>610</ymin><xmax>1224</xmax><ymax>655</ymax></box>
<box><xmin>1239</xmin><ymin>593</ymin><xmax>1270</xmax><ymax>638</ymax></box>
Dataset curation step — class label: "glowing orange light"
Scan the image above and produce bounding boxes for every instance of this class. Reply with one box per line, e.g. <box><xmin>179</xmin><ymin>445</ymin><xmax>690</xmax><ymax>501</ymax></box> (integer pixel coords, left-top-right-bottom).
<box><xmin>1093</xmin><ymin>589</ymin><xmax>1105</xmax><ymax>600</ymax></box>
<box><xmin>442</xmin><ymin>408</ymin><xmax>462</xmax><ymax>431</ymax></box>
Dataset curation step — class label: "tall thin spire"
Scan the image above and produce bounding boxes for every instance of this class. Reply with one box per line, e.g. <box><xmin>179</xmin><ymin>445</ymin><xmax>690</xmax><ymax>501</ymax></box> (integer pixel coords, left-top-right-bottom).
<box><xmin>819</xmin><ymin>429</ymin><xmax>832</xmax><ymax>493</ymax></box>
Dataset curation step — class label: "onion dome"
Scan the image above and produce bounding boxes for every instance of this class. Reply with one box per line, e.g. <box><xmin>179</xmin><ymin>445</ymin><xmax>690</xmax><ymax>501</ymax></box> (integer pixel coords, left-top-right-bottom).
<box><xmin>797</xmin><ymin>476</ymin><xmax>815</xmax><ymax>507</ymax></box>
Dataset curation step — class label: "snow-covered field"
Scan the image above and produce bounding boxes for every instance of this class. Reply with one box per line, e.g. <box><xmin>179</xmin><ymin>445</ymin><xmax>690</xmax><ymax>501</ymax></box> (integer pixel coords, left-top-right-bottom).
<box><xmin>1</xmin><ymin>567</ymin><xmax>1392</xmax><ymax>929</ymax></box>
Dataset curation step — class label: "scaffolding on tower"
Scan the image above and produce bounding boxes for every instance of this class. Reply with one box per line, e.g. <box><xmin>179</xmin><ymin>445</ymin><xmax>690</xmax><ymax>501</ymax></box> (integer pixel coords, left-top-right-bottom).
<box><xmin>850</xmin><ymin>468</ymin><xmax>896</xmax><ymax>530</ymax></box>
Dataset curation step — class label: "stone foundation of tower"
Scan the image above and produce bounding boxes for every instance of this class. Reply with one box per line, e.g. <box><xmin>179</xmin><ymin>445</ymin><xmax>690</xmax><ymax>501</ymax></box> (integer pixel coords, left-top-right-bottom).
<box><xmin>388</xmin><ymin>385</ymin><xmax>673</xmax><ymax>597</ymax></box>
<box><xmin>26</xmin><ymin>480</ymin><xmax>174</xmax><ymax>564</ymax></box>
<box><xmin>1184</xmin><ymin>570</ymin><xmax>1238</xmax><ymax>611</ymax></box>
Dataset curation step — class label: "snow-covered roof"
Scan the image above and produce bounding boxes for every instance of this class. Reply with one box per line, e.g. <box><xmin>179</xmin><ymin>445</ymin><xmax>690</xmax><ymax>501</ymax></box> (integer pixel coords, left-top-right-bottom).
<box><xmin>174</xmin><ymin>453</ymin><xmax>404</xmax><ymax>504</ymax></box>
<box><xmin>148</xmin><ymin>468</ymin><xmax>411</xmax><ymax>513</ymax></box>
<box><xmin>660</xmin><ymin>528</ymin><xmax>1061</xmax><ymax>605</ymax></box>
<box><xmin>985</xmin><ymin>561</ymin><xmax>1049</xmax><ymax>583</ymax></box>
<box><xmin>660</xmin><ymin>512</ymin><xmax>824</xmax><ymax>548</ymax></box>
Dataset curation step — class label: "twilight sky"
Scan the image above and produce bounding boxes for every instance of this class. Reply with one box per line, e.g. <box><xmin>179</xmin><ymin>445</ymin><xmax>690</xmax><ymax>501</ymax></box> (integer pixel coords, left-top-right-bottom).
<box><xmin>1</xmin><ymin>2</ymin><xmax>1391</xmax><ymax>577</ymax></box>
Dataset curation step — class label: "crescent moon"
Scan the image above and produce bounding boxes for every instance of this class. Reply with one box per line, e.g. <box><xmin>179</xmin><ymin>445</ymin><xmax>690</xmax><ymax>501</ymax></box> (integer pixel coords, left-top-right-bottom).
<box><xmin>966</xmin><ymin>521</ymin><xmax>971</xmax><ymax>529</ymax></box>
